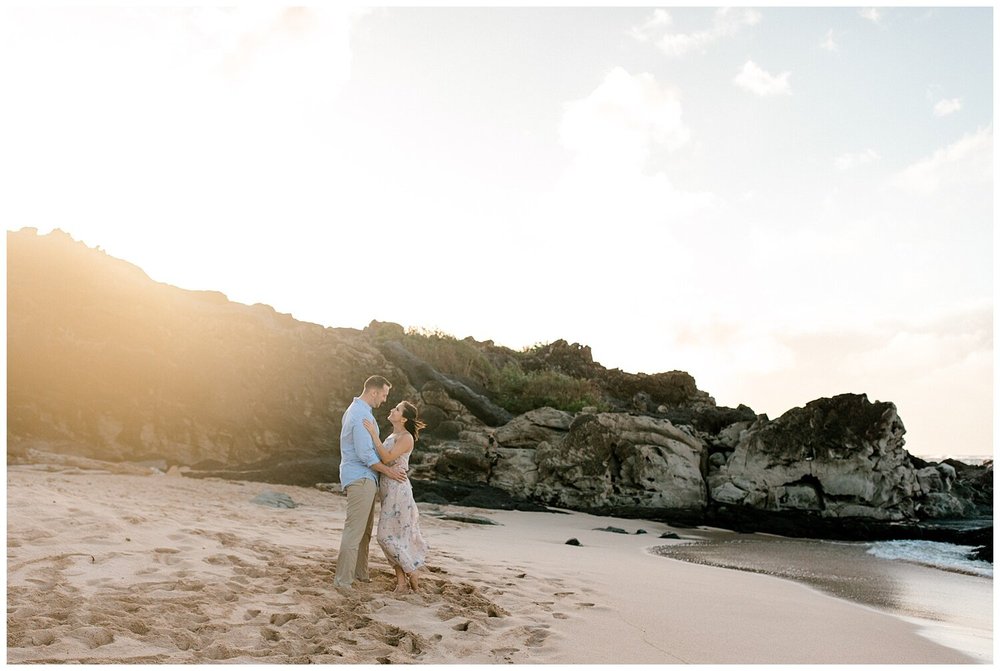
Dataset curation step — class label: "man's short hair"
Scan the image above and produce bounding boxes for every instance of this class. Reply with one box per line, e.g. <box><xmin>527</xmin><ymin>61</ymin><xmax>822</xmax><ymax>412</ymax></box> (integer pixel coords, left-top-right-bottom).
<box><xmin>364</xmin><ymin>375</ymin><xmax>391</xmax><ymax>392</ymax></box>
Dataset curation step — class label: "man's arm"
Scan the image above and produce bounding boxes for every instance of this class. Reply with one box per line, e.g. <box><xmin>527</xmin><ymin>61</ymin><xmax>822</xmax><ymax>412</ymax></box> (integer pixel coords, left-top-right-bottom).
<box><xmin>352</xmin><ymin>415</ymin><xmax>407</xmax><ymax>482</ymax></box>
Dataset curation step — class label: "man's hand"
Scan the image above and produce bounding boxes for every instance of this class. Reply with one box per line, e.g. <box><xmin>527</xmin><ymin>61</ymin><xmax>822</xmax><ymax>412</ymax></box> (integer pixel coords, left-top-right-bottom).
<box><xmin>373</xmin><ymin>462</ymin><xmax>408</xmax><ymax>483</ymax></box>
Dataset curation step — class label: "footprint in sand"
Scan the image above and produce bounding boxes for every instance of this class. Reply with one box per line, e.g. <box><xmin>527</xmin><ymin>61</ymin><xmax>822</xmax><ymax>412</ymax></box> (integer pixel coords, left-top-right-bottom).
<box><xmin>491</xmin><ymin>646</ymin><xmax>519</xmax><ymax>662</ymax></box>
<box><xmin>27</xmin><ymin>630</ymin><xmax>58</xmax><ymax>646</ymax></box>
<box><xmin>127</xmin><ymin>620</ymin><xmax>151</xmax><ymax>635</ymax></box>
<box><xmin>73</xmin><ymin>626</ymin><xmax>114</xmax><ymax>649</ymax></box>
<box><xmin>153</xmin><ymin>548</ymin><xmax>182</xmax><ymax>566</ymax></box>
<box><xmin>270</xmin><ymin>613</ymin><xmax>300</xmax><ymax>627</ymax></box>
<box><xmin>524</xmin><ymin>626</ymin><xmax>550</xmax><ymax>647</ymax></box>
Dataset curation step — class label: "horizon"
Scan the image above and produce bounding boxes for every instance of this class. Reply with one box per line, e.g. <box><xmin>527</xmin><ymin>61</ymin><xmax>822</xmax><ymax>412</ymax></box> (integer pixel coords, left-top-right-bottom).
<box><xmin>1</xmin><ymin>6</ymin><xmax>993</xmax><ymax>459</ymax></box>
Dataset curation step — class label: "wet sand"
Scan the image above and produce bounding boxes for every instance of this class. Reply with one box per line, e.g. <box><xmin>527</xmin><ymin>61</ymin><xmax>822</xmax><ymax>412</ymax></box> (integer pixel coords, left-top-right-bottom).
<box><xmin>653</xmin><ymin>532</ymin><xmax>993</xmax><ymax>662</ymax></box>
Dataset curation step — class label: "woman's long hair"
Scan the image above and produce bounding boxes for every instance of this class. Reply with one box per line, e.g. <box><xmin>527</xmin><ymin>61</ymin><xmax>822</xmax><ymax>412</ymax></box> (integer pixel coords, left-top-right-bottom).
<box><xmin>400</xmin><ymin>401</ymin><xmax>427</xmax><ymax>441</ymax></box>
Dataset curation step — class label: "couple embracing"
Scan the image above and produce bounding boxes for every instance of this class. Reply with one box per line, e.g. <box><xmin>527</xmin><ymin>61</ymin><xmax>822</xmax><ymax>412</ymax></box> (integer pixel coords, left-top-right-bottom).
<box><xmin>335</xmin><ymin>375</ymin><xmax>429</xmax><ymax>594</ymax></box>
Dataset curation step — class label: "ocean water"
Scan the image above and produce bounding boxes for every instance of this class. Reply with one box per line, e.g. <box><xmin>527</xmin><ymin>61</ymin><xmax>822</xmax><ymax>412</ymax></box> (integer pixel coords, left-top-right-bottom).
<box><xmin>867</xmin><ymin>539</ymin><xmax>993</xmax><ymax>578</ymax></box>
<box><xmin>921</xmin><ymin>455</ymin><xmax>992</xmax><ymax>466</ymax></box>
<box><xmin>652</xmin><ymin>531</ymin><xmax>993</xmax><ymax>661</ymax></box>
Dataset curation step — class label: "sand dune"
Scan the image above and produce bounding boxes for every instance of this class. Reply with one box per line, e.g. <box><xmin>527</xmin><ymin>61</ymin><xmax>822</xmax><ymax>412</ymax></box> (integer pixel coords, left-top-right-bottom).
<box><xmin>6</xmin><ymin>467</ymin><xmax>982</xmax><ymax>664</ymax></box>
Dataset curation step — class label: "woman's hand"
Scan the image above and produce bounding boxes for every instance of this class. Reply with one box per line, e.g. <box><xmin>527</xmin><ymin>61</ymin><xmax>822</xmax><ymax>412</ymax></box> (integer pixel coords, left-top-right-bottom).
<box><xmin>362</xmin><ymin>418</ymin><xmax>378</xmax><ymax>438</ymax></box>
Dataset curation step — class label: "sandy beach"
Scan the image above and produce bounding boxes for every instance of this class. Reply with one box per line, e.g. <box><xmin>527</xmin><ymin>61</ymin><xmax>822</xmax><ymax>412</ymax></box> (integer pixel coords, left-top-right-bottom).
<box><xmin>6</xmin><ymin>466</ymin><xmax>987</xmax><ymax>664</ymax></box>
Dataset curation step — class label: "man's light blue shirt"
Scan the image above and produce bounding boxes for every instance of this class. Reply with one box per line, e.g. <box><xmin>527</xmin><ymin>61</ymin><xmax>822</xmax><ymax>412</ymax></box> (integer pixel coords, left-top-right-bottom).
<box><xmin>339</xmin><ymin>397</ymin><xmax>381</xmax><ymax>488</ymax></box>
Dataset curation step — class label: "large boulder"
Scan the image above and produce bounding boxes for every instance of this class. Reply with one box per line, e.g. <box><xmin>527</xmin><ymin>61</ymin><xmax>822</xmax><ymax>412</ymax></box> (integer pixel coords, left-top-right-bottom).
<box><xmin>532</xmin><ymin>413</ymin><xmax>706</xmax><ymax>512</ymax></box>
<box><xmin>710</xmin><ymin>394</ymin><xmax>920</xmax><ymax>521</ymax></box>
<box><xmin>493</xmin><ymin>407</ymin><xmax>574</xmax><ymax>448</ymax></box>
<box><xmin>487</xmin><ymin>447</ymin><xmax>539</xmax><ymax>500</ymax></box>
<box><xmin>432</xmin><ymin>442</ymin><xmax>491</xmax><ymax>484</ymax></box>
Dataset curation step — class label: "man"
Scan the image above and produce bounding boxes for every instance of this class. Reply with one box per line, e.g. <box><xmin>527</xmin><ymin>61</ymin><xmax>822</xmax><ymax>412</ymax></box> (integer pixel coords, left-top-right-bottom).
<box><xmin>334</xmin><ymin>375</ymin><xmax>407</xmax><ymax>591</ymax></box>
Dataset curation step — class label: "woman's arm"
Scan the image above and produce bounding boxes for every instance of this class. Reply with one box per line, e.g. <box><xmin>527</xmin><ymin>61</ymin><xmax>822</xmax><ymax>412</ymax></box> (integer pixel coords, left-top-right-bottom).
<box><xmin>363</xmin><ymin>420</ymin><xmax>415</xmax><ymax>464</ymax></box>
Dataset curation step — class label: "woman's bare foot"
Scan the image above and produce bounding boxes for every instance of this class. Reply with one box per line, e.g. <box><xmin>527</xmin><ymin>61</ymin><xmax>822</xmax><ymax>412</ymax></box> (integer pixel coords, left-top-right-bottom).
<box><xmin>407</xmin><ymin>572</ymin><xmax>420</xmax><ymax>592</ymax></box>
<box><xmin>393</xmin><ymin>582</ymin><xmax>410</xmax><ymax>595</ymax></box>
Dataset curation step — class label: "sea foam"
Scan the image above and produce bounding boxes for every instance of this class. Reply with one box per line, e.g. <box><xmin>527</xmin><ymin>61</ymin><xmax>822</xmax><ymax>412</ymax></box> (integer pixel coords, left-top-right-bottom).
<box><xmin>866</xmin><ymin>540</ymin><xmax>993</xmax><ymax>578</ymax></box>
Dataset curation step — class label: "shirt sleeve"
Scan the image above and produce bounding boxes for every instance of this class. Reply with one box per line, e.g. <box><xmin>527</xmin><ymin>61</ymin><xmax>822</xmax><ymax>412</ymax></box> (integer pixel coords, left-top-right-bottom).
<box><xmin>352</xmin><ymin>414</ymin><xmax>381</xmax><ymax>467</ymax></box>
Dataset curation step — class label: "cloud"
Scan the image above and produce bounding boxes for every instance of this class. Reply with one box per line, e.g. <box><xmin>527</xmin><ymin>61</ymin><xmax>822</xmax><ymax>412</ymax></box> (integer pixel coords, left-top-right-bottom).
<box><xmin>628</xmin><ymin>9</ymin><xmax>672</xmax><ymax>43</ymax></box>
<box><xmin>835</xmin><ymin>148</ymin><xmax>880</xmax><ymax>171</ymax></box>
<box><xmin>560</xmin><ymin>66</ymin><xmax>690</xmax><ymax>164</ymax></box>
<box><xmin>859</xmin><ymin>8</ymin><xmax>882</xmax><ymax>23</ymax></box>
<box><xmin>890</xmin><ymin>126</ymin><xmax>992</xmax><ymax>194</ymax></box>
<box><xmin>509</xmin><ymin>66</ymin><xmax>715</xmax><ymax>298</ymax></box>
<box><xmin>820</xmin><ymin>28</ymin><xmax>837</xmax><ymax>52</ymax></box>
<box><xmin>632</xmin><ymin>7</ymin><xmax>760</xmax><ymax>57</ymax></box>
<box><xmin>733</xmin><ymin>60</ymin><xmax>791</xmax><ymax>96</ymax></box>
<box><xmin>933</xmin><ymin>97</ymin><xmax>962</xmax><ymax>117</ymax></box>
<box><xmin>185</xmin><ymin>7</ymin><xmax>360</xmax><ymax>108</ymax></box>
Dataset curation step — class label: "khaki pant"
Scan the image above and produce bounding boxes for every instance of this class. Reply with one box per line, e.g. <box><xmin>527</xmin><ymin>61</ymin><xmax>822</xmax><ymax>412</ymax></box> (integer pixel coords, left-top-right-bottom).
<box><xmin>334</xmin><ymin>478</ymin><xmax>377</xmax><ymax>588</ymax></box>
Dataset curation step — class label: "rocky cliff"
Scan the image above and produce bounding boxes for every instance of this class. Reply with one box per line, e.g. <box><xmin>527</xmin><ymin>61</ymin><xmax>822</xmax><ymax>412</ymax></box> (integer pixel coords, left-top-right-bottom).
<box><xmin>7</xmin><ymin>228</ymin><xmax>992</xmax><ymax>540</ymax></box>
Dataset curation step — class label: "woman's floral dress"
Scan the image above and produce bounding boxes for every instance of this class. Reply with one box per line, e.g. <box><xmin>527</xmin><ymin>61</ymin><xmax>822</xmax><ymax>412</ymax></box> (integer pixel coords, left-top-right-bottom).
<box><xmin>377</xmin><ymin>434</ymin><xmax>428</xmax><ymax>573</ymax></box>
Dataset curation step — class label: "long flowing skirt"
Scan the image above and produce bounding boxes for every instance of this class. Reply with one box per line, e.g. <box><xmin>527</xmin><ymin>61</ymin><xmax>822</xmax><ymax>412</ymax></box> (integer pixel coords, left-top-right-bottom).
<box><xmin>377</xmin><ymin>478</ymin><xmax>428</xmax><ymax>573</ymax></box>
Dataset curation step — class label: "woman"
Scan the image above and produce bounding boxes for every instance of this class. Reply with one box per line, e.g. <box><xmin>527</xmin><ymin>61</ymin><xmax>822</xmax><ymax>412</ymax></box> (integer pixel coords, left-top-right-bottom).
<box><xmin>362</xmin><ymin>400</ymin><xmax>429</xmax><ymax>594</ymax></box>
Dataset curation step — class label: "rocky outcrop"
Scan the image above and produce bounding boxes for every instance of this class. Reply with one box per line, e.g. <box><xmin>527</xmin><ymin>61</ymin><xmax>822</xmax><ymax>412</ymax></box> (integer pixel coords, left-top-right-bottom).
<box><xmin>705</xmin><ymin>394</ymin><xmax>978</xmax><ymax>522</ymax></box>
<box><xmin>488</xmin><ymin>407</ymin><xmax>574</xmax><ymax>500</ymax></box>
<box><xmin>7</xmin><ymin>228</ymin><xmax>991</xmax><ymax>540</ymax></box>
<box><xmin>493</xmin><ymin>407</ymin><xmax>574</xmax><ymax>448</ymax></box>
<box><xmin>532</xmin><ymin>413</ymin><xmax>706</xmax><ymax>512</ymax></box>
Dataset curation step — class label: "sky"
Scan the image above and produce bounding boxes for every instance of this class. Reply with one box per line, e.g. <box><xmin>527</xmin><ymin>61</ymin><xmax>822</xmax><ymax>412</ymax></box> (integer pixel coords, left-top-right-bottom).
<box><xmin>0</xmin><ymin>6</ymin><xmax>993</xmax><ymax>459</ymax></box>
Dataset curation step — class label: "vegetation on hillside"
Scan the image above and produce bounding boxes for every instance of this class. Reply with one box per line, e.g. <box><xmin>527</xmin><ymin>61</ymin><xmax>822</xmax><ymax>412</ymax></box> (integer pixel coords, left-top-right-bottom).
<box><xmin>400</xmin><ymin>327</ymin><xmax>605</xmax><ymax>414</ymax></box>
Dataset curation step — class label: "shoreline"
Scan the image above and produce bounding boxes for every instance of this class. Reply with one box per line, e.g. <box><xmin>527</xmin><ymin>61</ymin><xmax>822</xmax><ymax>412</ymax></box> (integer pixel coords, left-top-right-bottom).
<box><xmin>650</xmin><ymin>533</ymin><xmax>992</xmax><ymax>662</ymax></box>
<box><xmin>7</xmin><ymin>468</ymin><xmax>987</xmax><ymax>664</ymax></box>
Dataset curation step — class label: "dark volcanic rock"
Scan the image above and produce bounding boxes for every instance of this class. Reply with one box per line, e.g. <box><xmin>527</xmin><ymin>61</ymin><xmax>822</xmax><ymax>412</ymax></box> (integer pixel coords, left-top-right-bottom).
<box><xmin>438</xmin><ymin>514</ymin><xmax>499</xmax><ymax>525</ymax></box>
<box><xmin>703</xmin><ymin>504</ymin><xmax>993</xmax><ymax>549</ymax></box>
<box><xmin>519</xmin><ymin>339</ymin><xmax>603</xmax><ymax>379</ymax></box>
<box><xmin>533</xmin><ymin>413</ymin><xmax>706</xmax><ymax>511</ymax></box>
<box><xmin>599</xmin><ymin>369</ymin><xmax>712</xmax><ymax>409</ymax></box>
<box><xmin>660</xmin><ymin>403</ymin><xmax>758</xmax><ymax>435</ymax></box>
<box><xmin>409</xmin><ymin>479</ymin><xmax>551</xmax><ymax>512</ymax></box>
<box><xmin>942</xmin><ymin>459</ymin><xmax>994</xmax><ymax>509</ymax></box>
<box><xmin>185</xmin><ymin>457</ymin><xmax>341</xmax><ymax>488</ymax></box>
<box><xmin>708</xmin><ymin>394</ymin><xmax>921</xmax><ymax>520</ymax></box>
